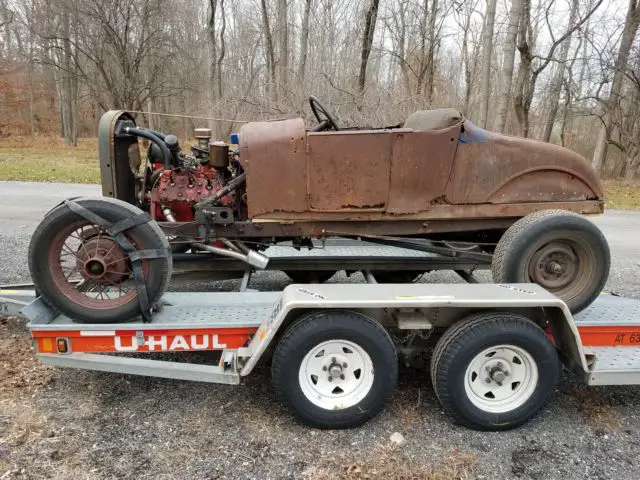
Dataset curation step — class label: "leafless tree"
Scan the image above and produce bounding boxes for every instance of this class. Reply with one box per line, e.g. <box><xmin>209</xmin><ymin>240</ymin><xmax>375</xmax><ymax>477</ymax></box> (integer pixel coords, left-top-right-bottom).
<box><xmin>494</xmin><ymin>0</ymin><xmax>523</xmax><ymax>133</ymax></box>
<box><xmin>592</xmin><ymin>0</ymin><xmax>640</xmax><ymax>171</ymax></box>
<box><xmin>2</xmin><ymin>0</ymin><xmax>639</xmax><ymax>179</ymax></box>
<box><xmin>358</xmin><ymin>0</ymin><xmax>380</xmax><ymax>109</ymax></box>
<box><xmin>479</xmin><ymin>0</ymin><xmax>497</xmax><ymax>128</ymax></box>
<box><xmin>297</xmin><ymin>0</ymin><xmax>312</xmax><ymax>84</ymax></box>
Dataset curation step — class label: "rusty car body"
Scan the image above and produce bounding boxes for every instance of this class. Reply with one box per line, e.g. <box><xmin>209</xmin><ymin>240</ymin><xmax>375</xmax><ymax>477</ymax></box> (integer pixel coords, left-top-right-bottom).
<box><xmin>88</xmin><ymin>97</ymin><xmax>609</xmax><ymax>314</ymax></box>
<box><xmin>238</xmin><ymin>117</ymin><xmax>602</xmax><ymax>225</ymax></box>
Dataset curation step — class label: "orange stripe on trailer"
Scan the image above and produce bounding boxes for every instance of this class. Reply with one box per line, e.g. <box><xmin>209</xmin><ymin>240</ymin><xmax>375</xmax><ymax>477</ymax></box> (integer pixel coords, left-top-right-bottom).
<box><xmin>578</xmin><ymin>326</ymin><xmax>640</xmax><ymax>347</ymax></box>
<box><xmin>33</xmin><ymin>327</ymin><xmax>258</xmax><ymax>354</ymax></box>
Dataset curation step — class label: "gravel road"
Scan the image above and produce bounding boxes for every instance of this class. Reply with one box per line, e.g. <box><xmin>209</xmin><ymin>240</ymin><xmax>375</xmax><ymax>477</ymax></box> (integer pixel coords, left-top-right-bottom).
<box><xmin>1</xmin><ymin>180</ymin><xmax>640</xmax><ymax>479</ymax></box>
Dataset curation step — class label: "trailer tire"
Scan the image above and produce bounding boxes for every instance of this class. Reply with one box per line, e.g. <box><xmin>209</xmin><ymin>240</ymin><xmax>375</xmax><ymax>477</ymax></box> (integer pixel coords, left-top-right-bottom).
<box><xmin>272</xmin><ymin>310</ymin><xmax>397</xmax><ymax>429</ymax></box>
<box><xmin>492</xmin><ymin>210</ymin><xmax>610</xmax><ymax>314</ymax></box>
<box><xmin>431</xmin><ymin>312</ymin><xmax>559</xmax><ymax>431</ymax></box>
<box><xmin>28</xmin><ymin>197</ymin><xmax>172</xmax><ymax>323</ymax></box>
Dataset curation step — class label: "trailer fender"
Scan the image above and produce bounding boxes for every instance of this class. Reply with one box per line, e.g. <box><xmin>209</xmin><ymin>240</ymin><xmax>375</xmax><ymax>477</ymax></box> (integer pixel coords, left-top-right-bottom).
<box><xmin>240</xmin><ymin>284</ymin><xmax>591</xmax><ymax>377</ymax></box>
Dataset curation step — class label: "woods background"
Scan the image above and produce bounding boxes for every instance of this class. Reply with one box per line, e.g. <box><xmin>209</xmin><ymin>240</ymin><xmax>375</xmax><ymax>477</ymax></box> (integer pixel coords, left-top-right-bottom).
<box><xmin>0</xmin><ymin>0</ymin><xmax>639</xmax><ymax>180</ymax></box>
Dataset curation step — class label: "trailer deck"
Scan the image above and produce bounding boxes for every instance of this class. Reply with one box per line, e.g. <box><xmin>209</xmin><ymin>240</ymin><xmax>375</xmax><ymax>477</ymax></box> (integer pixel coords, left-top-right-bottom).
<box><xmin>3</xmin><ymin>285</ymin><xmax>640</xmax><ymax>386</ymax></box>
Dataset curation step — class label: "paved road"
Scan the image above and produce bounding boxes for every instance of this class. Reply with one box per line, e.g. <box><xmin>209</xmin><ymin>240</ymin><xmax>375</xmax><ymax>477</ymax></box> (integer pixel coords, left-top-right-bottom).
<box><xmin>0</xmin><ymin>180</ymin><xmax>638</xmax><ymax>297</ymax></box>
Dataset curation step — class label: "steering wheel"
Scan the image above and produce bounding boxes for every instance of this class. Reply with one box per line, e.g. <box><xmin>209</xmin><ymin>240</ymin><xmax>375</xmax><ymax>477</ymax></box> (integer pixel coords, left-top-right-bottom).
<box><xmin>309</xmin><ymin>96</ymin><xmax>340</xmax><ymax>131</ymax></box>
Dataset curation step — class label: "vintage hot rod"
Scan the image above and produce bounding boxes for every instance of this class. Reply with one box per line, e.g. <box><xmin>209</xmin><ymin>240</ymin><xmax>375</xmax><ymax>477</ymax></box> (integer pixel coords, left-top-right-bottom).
<box><xmin>28</xmin><ymin>97</ymin><xmax>610</xmax><ymax>323</ymax></box>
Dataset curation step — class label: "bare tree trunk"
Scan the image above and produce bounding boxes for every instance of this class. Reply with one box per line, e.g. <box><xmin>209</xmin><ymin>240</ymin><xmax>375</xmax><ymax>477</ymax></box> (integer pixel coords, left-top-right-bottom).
<box><xmin>148</xmin><ymin>97</ymin><xmax>158</xmax><ymax>131</ymax></box>
<box><xmin>277</xmin><ymin>0</ymin><xmax>288</xmax><ymax>97</ymax></box>
<box><xmin>576</xmin><ymin>23</ymin><xmax>589</xmax><ymax>101</ymax></box>
<box><xmin>394</xmin><ymin>1</ymin><xmax>410</xmax><ymax>94</ymax></box>
<box><xmin>542</xmin><ymin>0</ymin><xmax>579</xmax><ymax>142</ymax></box>
<box><xmin>494</xmin><ymin>0</ymin><xmax>523</xmax><ymax>133</ymax></box>
<box><xmin>456</xmin><ymin>2</ymin><xmax>478</xmax><ymax>114</ymax></box>
<box><xmin>70</xmin><ymin>9</ymin><xmax>79</xmax><ymax>144</ymax></box>
<box><xmin>60</xmin><ymin>7</ymin><xmax>76</xmax><ymax>146</ymax></box>
<box><xmin>357</xmin><ymin>0</ymin><xmax>380</xmax><ymax>109</ymax></box>
<box><xmin>208</xmin><ymin>0</ymin><xmax>218</xmax><ymax>130</ymax></box>
<box><xmin>217</xmin><ymin>0</ymin><xmax>226</xmax><ymax>100</ymax></box>
<box><xmin>558</xmin><ymin>39</ymin><xmax>581</xmax><ymax>146</ymax></box>
<box><xmin>416</xmin><ymin>1</ymin><xmax>429</xmax><ymax>96</ymax></box>
<box><xmin>27</xmin><ymin>32</ymin><xmax>36</xmax><ymax>135</ymax></box>
<box><xmin>297</xmin><ymin>0</ymin><xmax>311</xmax><ymax>83</ymax></box>
<box><xmin>559</xmin><ymin>80</ymin><xmax>571</xmax><ymax>147</ymax></box>
<box><xmin>425</xmin><ymin>0</ymin><xmax>438</xmax><ymax>104</ymax></box>
<box><xmin>592</xmin><ymin>0</ymin><xmax>640</xmax><ymax>171</ymax></box>
<box><xmin>513</xmin><ymin>0</ymin><xmax>532</xmax><ymax>136</ymax></box>
<box><xmin>260</xmin><ymin>0</ymin><xmax>277</xmax><ymax>102</ymax></box>
<box><xmin>479</xmin><ymin>0</ymin><xmax>497</xmax><ymax>128</ymax></box>
<box><xmin>624</xmin><ymin>157</ymin><xmax>639</xmax><ymax>182</ymax></box>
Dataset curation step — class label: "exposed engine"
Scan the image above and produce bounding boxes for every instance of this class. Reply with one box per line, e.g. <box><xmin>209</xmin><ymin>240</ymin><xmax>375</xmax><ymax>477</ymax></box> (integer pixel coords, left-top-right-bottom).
<box><xmin>141</xmin><ymin>128</ymin><xmax>245</xmax><ymax>223</ymax></box>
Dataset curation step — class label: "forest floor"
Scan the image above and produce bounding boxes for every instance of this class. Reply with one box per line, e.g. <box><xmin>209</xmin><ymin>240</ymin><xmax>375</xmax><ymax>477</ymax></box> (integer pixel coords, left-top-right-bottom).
<box><xmin>0</xmin><ymin>137</ymin><xmax>638</xmax><ymax>210</ymax></box>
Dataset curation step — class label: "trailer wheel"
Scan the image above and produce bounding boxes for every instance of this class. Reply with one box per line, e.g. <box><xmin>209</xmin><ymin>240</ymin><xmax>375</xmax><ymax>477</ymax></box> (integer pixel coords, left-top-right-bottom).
<box><xmin>492</xmin><ymin>210</ymin><xmax>610</xmax><ymax>313</ymax></box>
<box><xmin>272</xmin><ymin>310</ymin><xmax>397</xmax><ymax>429</ymax></box>
<box><xmin>431</xmin><ymin>312</ymin><xmax>559</xmax><ymax>431</ymax></box>
<box><xmin>28</xmin><ymin>197</ymin><xmax>172</xmax><ymax>324</ymax></box>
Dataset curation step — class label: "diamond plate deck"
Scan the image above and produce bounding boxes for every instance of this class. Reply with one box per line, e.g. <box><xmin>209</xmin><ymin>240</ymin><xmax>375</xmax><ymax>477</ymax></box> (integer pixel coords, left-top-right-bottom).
<box><xmin>29</xmin><ymin>292</ymin><xmax>280</xmax><ymax>331</ymax></box>
<box><xmin>584</xmin><ymin>346</ymin><xmax>640</xmax><ymax>385</ymax></box>
<box><xmin>575</xmin><ymin>294</ymin><xmax>640</xmax><ymax>326</ymax></box>
<box><xmin>263</xmin><ymin>245</ymin><xmax>437</xmax><ymax>258</ymax></box>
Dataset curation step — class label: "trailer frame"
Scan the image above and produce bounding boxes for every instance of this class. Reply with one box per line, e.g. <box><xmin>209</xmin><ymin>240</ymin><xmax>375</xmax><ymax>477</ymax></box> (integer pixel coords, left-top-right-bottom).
<box><xmin>2</xmin><ymin>276</ymin><xmax>640</xmax><ymax>429</ymax></box>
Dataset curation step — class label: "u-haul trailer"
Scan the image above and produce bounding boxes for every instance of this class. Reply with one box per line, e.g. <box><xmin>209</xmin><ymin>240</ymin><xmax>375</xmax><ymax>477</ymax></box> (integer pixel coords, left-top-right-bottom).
<box><xmin>1</xmin><ymin>282</ymin><xmax>640</xmax><ymax>430</ymax></box>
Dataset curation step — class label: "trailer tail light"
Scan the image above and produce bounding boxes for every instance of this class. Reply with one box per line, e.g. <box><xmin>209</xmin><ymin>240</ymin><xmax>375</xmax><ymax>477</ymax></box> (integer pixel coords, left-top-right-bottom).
<box><xmin>40</xmin><ymin>338</ymin><xmax>54</xmax><ymax>353</ymax></box>
<box><xmin>57</xmin><ymin>338</ymin><xmax>69</xmax><ymax>354</ymax></box>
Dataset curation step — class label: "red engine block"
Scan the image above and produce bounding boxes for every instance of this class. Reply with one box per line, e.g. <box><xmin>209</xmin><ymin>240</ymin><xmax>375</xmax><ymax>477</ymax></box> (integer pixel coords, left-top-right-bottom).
<box><xmin>149</xmin><ymin>165</ymin><xmax>230</xmax><ymax>221</ymax></box>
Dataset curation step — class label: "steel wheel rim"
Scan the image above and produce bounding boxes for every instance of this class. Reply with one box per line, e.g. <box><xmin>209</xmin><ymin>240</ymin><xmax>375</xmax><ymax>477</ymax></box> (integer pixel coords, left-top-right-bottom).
<box><xmin>524</xmin><ymin>234</ymin><xmax>595</xmax><ymax>303</ymax></box>
<box><xmin>298</xmin><ymin>339</ymin><xmax>374</xmax><ymax>410</ymax></box>
<box><xmin>48</xmin><ymin>220</ymin><xmax>138</xmax><ymax>309</ymax></box>
<box><xmin>464</xmin><ymin>344</ymin><xmax>538</xmax><ymax>413</ymax></box>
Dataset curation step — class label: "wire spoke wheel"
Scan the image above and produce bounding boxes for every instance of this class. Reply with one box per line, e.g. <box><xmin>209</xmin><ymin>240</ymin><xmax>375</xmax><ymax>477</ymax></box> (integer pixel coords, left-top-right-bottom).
<box><xmin>29</xmin><ymin>197</ymin><xmax>172</xmax><ymax>323</ymax></box>
<box><xmin>298</xmin><ymin>339</ymin><xmax>374</xmax><ymax>410</ymax></box>
<box><xmin>50</xmin><ymin>221</ymin><xmax>136</xmax><ymax>309</ymax></box>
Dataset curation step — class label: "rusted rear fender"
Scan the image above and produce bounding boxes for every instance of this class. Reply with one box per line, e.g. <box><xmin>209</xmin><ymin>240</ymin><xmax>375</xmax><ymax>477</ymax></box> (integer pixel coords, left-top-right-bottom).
<box><xmin>446</xmin><ymin>121</ymin><xmax>603</xmax><ymax>206</ymax></box>
<box><xmin>487</xmin><ymin>167</ymin><xmax>601</xmax><ymax>204</ymax></box>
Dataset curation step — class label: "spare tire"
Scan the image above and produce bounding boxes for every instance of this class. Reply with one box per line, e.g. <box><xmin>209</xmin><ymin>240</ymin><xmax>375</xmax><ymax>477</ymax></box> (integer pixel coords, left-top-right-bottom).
<box><xmin>491</xmin><ymin>210</ymin><xmax>610</xmax><ymax>314</ymax></box>
<box><xmin>28</xmin><ymin>197</ymin><xmax>172</xmax><ymax>323</ymax></box>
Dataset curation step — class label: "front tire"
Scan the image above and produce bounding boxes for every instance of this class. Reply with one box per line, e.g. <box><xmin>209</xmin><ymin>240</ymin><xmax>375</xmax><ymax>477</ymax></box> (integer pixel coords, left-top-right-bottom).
<box><xmin>431</xmin><ymin>312</ymin><xmax>560</xmax><ymax>431</ymax></box>
<box><xmin>28</xmin><ymin>197</ymin><xmax>172</xmax><ymax>323</ymax></box>
<box><xmin>491</xmin><ymin>210</ymin><xmax>610</xmax><ymax>313</ymax></box>
<box><xmin>272</xmin><ymin>310</ymin><xmax>397</xmax><ymax>429</ymax></box>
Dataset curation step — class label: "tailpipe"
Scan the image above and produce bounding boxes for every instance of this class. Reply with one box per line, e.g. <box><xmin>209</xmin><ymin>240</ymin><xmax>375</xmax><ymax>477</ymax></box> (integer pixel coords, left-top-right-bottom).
<box><xmin>162</xmin><ymin>205</ymin><xmax>268</xmax><ymax>269</ymax></box>
<box><xmin>193</xmin><ymin>243</ymin><xmax>269</xmax><ymax>270</ymax></box>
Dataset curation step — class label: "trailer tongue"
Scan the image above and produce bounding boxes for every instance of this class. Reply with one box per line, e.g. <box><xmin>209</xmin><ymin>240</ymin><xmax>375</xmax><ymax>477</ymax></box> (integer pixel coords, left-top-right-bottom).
<box><xmin>2</xmin><ymin>282</ymin><xmax>639</xmax><ymax>431</ymax></box>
